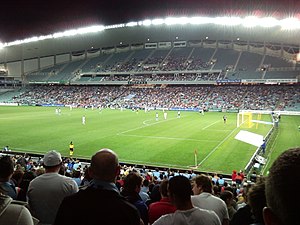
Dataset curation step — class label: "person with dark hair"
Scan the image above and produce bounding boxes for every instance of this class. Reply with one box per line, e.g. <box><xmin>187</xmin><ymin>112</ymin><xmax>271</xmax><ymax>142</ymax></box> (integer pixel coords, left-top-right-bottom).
<box><xmin>247</xmin><ymin>177</ymin><xmax>266</xmax><ymax>225</ymax></box>
<box><xmin>121</xmin><ymin>172</ymin><xmax>149</xmax><ymax>225</ymax></box>
<box><xmin>148</xmin><ymin>180</ymin><xmax>176</xmax><ymax>224</ymax></box>
<box><xmin>54</xmin><ymin>148</ymin><xmax>142</xmax><ymax>225</ymax></box>
<box><xmin>220</xmin><ymin>190</ymin><xmax>236</xmax><ymax>220</ymax></box>
<box><xmin>27</xmin><ymin>150</ymin><xmax>78</xmax><ymax>225</ymax></box>
<box><xmin>191</xmin><ymin>174</ymin><xmax>229</xmax><ymax>225</ymax></box>
<box><xmin>139</xmin><ymin>178</ymin><xmax>150</xmax><ymax>203</ymax></box>
<box><xmin>17</xmin><ymin>171</ymin><xmax>36</xmax><ymax>202</ymax></box>
<box><xmin>263</xmin><ymin>147</ymin><xmax>300</xmax><ymax>225</ymax></box>
<box><xmin>0</xmin><ymin>156</ymin><xmax>17</xmax><ymax>199</ymax></box>
<box><xmin>153</xmin><ymin>175</ymin><xmax>221</xmax><ymax>225</ymax></box>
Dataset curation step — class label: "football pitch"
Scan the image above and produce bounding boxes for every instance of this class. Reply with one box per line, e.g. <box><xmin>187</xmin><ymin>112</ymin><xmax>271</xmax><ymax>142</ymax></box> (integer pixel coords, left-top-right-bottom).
<box><xmin>1</xmin><ymin>106</ymin><xmax>299</xmax><ymax>175</ymax></box>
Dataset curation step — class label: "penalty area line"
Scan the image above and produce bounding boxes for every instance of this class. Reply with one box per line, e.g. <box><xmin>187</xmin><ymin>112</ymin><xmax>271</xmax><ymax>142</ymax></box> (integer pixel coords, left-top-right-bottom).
<box><xmin>202</xmin><ymin>120</ymin><xmax>220</xmax><ymax>130</ymax></box>
<box><xmin>119</xmin><ymin>133</ymin><xmax>220</xmax><ymax>142</ymax></box>
<box><xmin>198</xmin><ymin>127</ymin><xmax>239</xmax><ymax>166</ymax></box>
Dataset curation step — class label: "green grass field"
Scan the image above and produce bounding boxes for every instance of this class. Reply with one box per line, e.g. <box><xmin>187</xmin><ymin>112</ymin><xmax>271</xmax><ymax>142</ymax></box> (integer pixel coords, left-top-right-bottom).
<box><xmin>0</xmin><ymin>106</ymin><xmax>299</xmax><ymax>175</ymax></box>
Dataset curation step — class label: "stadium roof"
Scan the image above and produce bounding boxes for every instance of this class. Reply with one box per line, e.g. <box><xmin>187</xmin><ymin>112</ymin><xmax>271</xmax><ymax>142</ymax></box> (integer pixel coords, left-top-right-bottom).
<box><xmin>1</xmin><ymin>0</ymin><xmax>300</xmax><ymax>62</ymax></box>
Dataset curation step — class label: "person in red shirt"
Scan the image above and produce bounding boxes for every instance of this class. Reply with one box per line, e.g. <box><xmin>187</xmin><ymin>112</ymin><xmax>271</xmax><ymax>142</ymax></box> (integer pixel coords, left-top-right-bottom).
<box><xmin>231</xmin><ymin>170</ymin><xmax>237</xmax><ymax>184</ymax></box>
<box><xmin>148</xmin><ymin>180</ymin><xmax>176</xmax><ymax>224</ymax></box>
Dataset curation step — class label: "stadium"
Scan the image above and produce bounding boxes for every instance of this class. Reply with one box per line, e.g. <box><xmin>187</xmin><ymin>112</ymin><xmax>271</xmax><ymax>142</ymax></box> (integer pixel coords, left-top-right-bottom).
<box><xmin>0</xmin><ymin>1</ymin><xmax>299</xmax><ymax>179</ymax></box>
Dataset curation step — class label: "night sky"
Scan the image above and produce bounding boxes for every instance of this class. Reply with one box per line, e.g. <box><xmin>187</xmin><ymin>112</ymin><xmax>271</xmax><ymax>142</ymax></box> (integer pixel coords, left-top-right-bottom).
<box><xmin>0</xmin><ymin>0</ymin><xmax>299</xmax><ymax>43</ymax></box>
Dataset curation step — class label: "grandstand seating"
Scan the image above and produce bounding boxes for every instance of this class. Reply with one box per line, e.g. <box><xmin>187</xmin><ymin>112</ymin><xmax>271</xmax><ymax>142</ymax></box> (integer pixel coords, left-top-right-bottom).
<box><xmin>23</xmin><ymin>46</ymin><xmax>300</xmax><ymax>83</ymax></box>
<box><xmin>213</xmin><ymin>49</ymin><xmax>240</xmax><ymax>70</ymax></box>
<box><xmin>5</xmin><ymin>84</ymin><xmax>299</xmax><ymax>111</ymax></box>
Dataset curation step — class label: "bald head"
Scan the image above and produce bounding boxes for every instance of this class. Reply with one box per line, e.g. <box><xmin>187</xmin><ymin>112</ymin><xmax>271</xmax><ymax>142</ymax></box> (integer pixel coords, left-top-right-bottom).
<box><xmin>90</xmin><ymin>149</ymin><xmax>120</xmax><ymax>182</ymax></box>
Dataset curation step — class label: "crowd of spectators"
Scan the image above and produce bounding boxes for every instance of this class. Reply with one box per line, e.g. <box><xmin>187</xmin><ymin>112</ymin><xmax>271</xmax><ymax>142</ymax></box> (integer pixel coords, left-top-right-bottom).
<box><xmin>11</xmin><ymin>84</ymin><xmax>300</xmax><ymax>111</ymax></box>
<box><xmin>1</xmin><ymin>147</ymin><xmax>298</xmax><ymax>225</ymax></box>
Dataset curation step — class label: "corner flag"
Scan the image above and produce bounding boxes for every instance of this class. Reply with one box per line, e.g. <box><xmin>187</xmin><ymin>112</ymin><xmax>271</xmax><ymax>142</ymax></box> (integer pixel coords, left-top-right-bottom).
<box><xmin>194</xmin><ymin>149</ymin><xmax>198</xmax><ymax>167</ymax></box>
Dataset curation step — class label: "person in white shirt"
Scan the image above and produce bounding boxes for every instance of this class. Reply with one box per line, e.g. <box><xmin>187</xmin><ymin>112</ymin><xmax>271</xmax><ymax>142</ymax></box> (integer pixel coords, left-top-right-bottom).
<box><xmin>27</xmin><ymin>150</ymin><xmax>78</xmax><ymax>225</ymax></box>
<box><xmin>163</xmin><ymin>111</ymin><xmax>167</xmax><ymax>120</ymax></box>
<box><xmin>191</xmin><ymin>174</ymin><xmax>229</xmax><ymax>225</ymax></box>
<box><xmin>153</xmin><ymin>176</ymin><xmax>221</xmax><ymax>225</ymax></box>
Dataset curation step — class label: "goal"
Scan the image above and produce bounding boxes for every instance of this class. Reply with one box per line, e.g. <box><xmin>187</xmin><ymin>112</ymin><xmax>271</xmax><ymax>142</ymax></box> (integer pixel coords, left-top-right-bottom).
<box><xmin>237</xmin><ymin>112</ymin><xmax>253</xmax><ymax>128</ymax></box>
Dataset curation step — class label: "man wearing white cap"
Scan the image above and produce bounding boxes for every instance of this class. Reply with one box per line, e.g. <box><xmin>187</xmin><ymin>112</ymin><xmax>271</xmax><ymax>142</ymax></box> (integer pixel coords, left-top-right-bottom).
<box><xmin>27</xmin><ymin>150</ymin><xmax>78</xmax><ymax>225</ymax></box>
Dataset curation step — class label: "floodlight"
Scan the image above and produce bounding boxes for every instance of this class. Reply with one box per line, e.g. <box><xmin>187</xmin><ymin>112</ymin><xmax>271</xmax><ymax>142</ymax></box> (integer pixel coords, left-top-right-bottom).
<box><xmin>78</xmin><ymin>26</ymin><xmax>105</xmax><ymax>33</ymax></box>
<box><xmin>260</xmin><ymin>17</ymin><xmax>279</xmax><ymax>28</ymax></box>
<box><xmin>177</xmin><ymin>17</ymin><xmax>189</xmax><ymax>25</ymax></box>
<box><xmin>214</xmin><ymin>17</ymin><xmax>242</xmax><ymax>26</ymax></box>
<box><xmin>243</xmin><ymin>16</ymin><xmax>260</xmax><ymax>27</ymax></box>
<box><xmin>62</xmin><ymin>29</ymin><xmax>78</xmax><ymax>36</ymax></box>
<box><xmin>142</xmin><ymin>19</ymin><xmax>152</xmax><ymax>26</ymax></box>
<box><xmin>280</xmin><ymin>18</ymin><xmax>300</xmax><ymax>30</ymax></box>
<box><xmin>126</xmin><ymin>22</ymin><xmax>138</xmax><ymax>27</ymax></box>
<box><xmin>53</xmin><ymin>32</ymin><xmax>65</xmax><ymax>38</ymax></box>
<box><xmin>189</xmin><ymin>17</ymin><xmax>212</xmax><ymax>24</ymax></box>
<box><xmin>23</xmin><ymin>36</ymin><xmax>39</xmax><ymax>43</ymax></box>
<box><xmin>152</xmin><ymin>19</ymin><xmax>164</xmax><ymax>25</ymax></box>
<box><xmin>38</xmin><ymin>35</ymin><xmax>53</xmax><ymax>41</ymax></box>
<box><xmin>0</xmin><ymin>42</ymin><xmax>3</xmax><ymax>49</ymax></box>
<box><xmin>165</xmin><ymin>17</ymin><xmax>187</xmax><ymax>25</ymax></box>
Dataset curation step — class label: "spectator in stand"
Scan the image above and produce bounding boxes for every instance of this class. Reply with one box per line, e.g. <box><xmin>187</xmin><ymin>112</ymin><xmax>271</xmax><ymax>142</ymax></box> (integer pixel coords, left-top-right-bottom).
<box><xmin>0</xmin><ymin>156</ymin><xmax>17</xmax><ymax>200</ymax></box>
<box><xmin>263</xmin><ymin>148</ymin><xmax>300</xmax><ymax>225</ymax></box>
<box><xmin>139</xmin><ymin>178</ymin><xmax>150</xmax><ymax>203</ymax></box>
<box><xmin>27</xmin><ymin>150</ymin><xmax>78</xmax><ymax>225</ymax></box>
<box><xmin>17</xmin><ymin>171</ymin><xmax>36</xmax><ymax>202</ymax></box>
<box><xmin>72</xmin><ymin>169</ymin><xmax>82</xmax><ymax>187</ymax></box>
<box><xmin>191</xmin><ymin>174</ymin><xmax>229</xmax><ymax>225</ymax></box>
<box><xmin>121</xmin><ymin>172</ymin><xmax>149</xmax><ymax>225</ymax></box>
<box><xmin>235</xmin><ymin>173</ymin><xmax>243</xmax><ymax>186</ymax></box>
<box><xmin>148</xmin><ymin>180</ymin><xmax>177</xmax><ymax>224</ymax></box>
<box><xmin>230</xmin><ymin>187</ymin><xmax>254</xmax><ymax>225</ymax></box>
<box><xmin>54</xmin><ymin>148</ymin><xmax>142</xmax><ymax>225</ymax></box>
<box><xmin>248</xmin><ymin>177</ymin><xmax>266</xmax><ymax>225</ymax></box>
<box><xmin>231</xmin><ymin>170</ymin><xmax>237</xmax><ymax>184</ymax></box>
<box><xmin>153</xmin><ymin>175</ymin><xmax>221</xmax><ymax>225</ymax></box>
<box><xmin>218</xmin><ymin>175</ymin><xmax>225</xmax><ymax>186</ymax></box>
<box><xmin>220</xmin><ymin>190</ymin><xmax>237</xmax><ymax>220</ymax></box>
<box><xmin>0</xmin><ymin>191</ymin><xmax>38</xmax><ymax>225</ymax></box>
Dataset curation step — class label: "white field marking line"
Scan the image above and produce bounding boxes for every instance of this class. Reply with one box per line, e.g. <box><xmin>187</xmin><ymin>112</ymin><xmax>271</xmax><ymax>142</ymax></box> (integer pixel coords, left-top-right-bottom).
<box><xmin>198</xmin><ymin>127</ymin><xmax>239</xmax><ymax>166</ymax></box>
<box><xmin>119</xmin><ymin>133</ymin><xmax>220</xmax><ymax>142</ymax></box>
<box><xmin>202</xmin><ymin>120</ymin><xmax>220</xmax><ymax>130</ymax></box>
<box><xmin>118</xmin><ymin>117</ymin><xmax>178</xmax><ymax>135</ymax></box>
<box><xmin>204</xmin><ymin>129</ymin><xmax>233</xmax><ymax>132</ymax></box>
<box><xmin>142</xmin><ymin>119</ymin><xmax>152</xmax><ymax>126</ymax></box>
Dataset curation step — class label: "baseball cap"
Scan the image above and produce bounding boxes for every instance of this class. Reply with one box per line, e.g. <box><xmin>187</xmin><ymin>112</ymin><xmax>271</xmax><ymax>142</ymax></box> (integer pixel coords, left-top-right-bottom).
<box><xmin>43</xmin><ymin>150</ymin><xmax>62</xmax><ymax>166</ymax></box>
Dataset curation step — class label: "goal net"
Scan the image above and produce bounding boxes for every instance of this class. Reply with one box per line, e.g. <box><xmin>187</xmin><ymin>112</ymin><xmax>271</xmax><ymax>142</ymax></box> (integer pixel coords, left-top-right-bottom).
<box><xmin>237</xmin><ymin>112</ymin><xmax>254</xmax><ymax>128</ymax></box>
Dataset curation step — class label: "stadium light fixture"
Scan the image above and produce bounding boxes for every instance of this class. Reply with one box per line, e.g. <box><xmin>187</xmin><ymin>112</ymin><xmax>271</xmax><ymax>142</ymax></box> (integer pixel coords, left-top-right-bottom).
<box><xmin>243</xmin><ymin>16</ymin><xmax>260</xmax><ymax>27</ymax></box>
<box><xmin>260</xmin><ymin>17</ymin><xmax>279</xmax><ymax>28</ymax></box>
<box><xmin>280</xmin><ymin>18</ymin><xmax>300</xmax><ymax>30</ymax></box>
<box><xmin>177</xmin><ymin>17</ymin><xmax>189</xmax><ymax>25</ymax></box>
<box><xmin>3</xmin><ymin>15</ymin><xmax>300</xmax><ymax>47</ymax></box>
<box><xmin>165</xmin><ymin>17</ymin><xmax>189</xmax><ymax>25</ymax></box>
<box><xmin>189</xmin><ymin>17</ymin><xmax>213</xmax><ymax>24</ymax></box>
<box><xmin>126</xmin><ymin>22</ymin><xmax>138</xmax><ymax>27</ymax></box>
<box><xmin>152</xmin><ymin>19</ymin><xmax>164</xmax><ymax>25</ymax></box>
<box><xmin>77</xmin><ymin>25</ymin><xmax>105</xmax><ymax>33</ymax></box>
<box><xmin>142</xmin><ymin>19</ymin><xmax>152</xmax><ymax>26</ymax></box>
<box><xmin>214</xmin><ymin>17</ymin><xmax>242</xmax><ymax>26</ymax></box>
